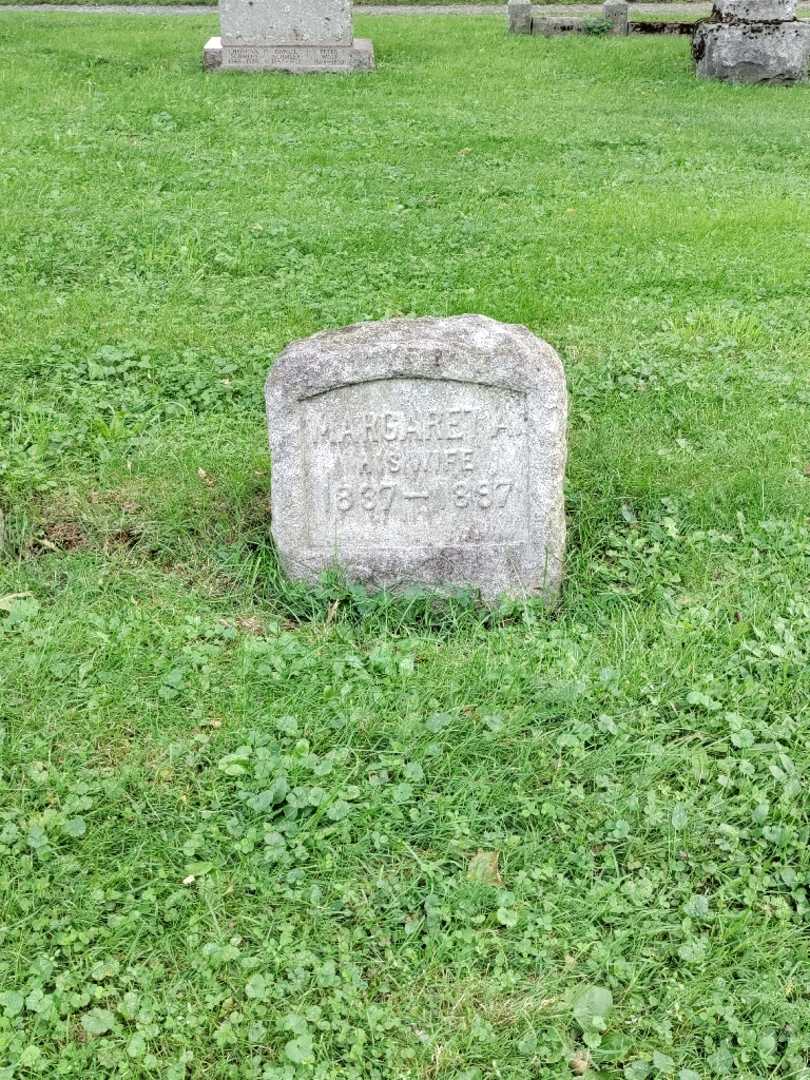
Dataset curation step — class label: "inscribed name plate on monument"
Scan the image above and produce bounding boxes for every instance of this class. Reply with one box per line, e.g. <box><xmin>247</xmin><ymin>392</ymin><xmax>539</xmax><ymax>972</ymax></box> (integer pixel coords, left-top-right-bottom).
<box><xmin>304</xmin><ymin>380</ymin><xmax>528</xmax><ymax>549</ymax></box>
<box><xmin>221</xmin><ymin>44</ymin><xmax>352</xmax><ymax>68</ymax></box>
<box><xmin>265</xmin><ymin>315</ymin><xmax>568</xmax><ymax>602</ymax></box>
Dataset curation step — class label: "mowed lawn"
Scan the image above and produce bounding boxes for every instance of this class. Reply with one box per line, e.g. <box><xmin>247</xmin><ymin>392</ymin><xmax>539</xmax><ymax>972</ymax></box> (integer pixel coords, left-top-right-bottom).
<box><xmin>1</xmin><ymin>14</ymin><xmax>809</xmax><ymax>1079</ymax></box>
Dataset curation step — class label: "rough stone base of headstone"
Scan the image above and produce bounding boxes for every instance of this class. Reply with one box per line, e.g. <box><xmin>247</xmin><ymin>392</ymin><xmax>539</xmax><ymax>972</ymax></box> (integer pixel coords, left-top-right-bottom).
<box><xmin>693</xmin><ymin>21</ymin><xmax>810</xmax><ymax>82</ymax></box>
<box><xmin>265</xmin><ymin>316</ymin><xmax>568</xmax><ymax>604</ymax></box>
<box><xmin>203</xmin><ymin>36</ymin><xmax>375</xmax><ymax>73</ymax></box>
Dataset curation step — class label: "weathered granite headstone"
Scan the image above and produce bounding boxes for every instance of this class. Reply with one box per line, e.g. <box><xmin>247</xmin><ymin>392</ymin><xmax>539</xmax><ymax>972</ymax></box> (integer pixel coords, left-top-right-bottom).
<box><xmin>508</xmin><ymin>0</ymin><xmax>533</xmax><ymax>35</ymax></box>
<box><xmin>265</xmin><ymin>316</ymin><xmax>568</xmax><ymax>603</ymax></box>
<box><xmin>204</xmin><ymin>0</ymin><xmax>374</xmax><ymax>73</ymax></box>
<box><xmin>604</xmin><ymin>0</ymin><xmax>630</xmax><ymax>35</ymax></box>
<box><xmin>693</xmin><ymin>0</ymin><xmax>810</xmax><ymax>82</ymax></box>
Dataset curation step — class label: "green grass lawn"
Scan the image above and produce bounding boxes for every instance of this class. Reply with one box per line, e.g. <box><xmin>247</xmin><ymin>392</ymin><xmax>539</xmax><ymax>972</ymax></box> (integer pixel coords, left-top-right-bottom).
<box><xmin>0</xmin><ymin>1</ymin><xmax>502</xmax><ymax>5</ymax></box>
<box><xmin>0</xmin><ymin>1</ymin><xmax>503</xmax><ymax>7</ymax></box>
<box><xmin>1</xmin><ymin>13</ymin><xmax>809</xmax><ymax>1079</ymax></box>
<box><xmin>0</xmin><ymin>0</ymin><xmax>704</xmax><ymax>7</ymax></box>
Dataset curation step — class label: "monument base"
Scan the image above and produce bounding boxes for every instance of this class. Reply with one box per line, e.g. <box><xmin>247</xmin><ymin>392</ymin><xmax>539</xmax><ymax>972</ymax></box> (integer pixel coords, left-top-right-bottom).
<box><xmin>203</xmin><ymin>37</ymin><xmax>375</xmax><ymax>73</ymax></box>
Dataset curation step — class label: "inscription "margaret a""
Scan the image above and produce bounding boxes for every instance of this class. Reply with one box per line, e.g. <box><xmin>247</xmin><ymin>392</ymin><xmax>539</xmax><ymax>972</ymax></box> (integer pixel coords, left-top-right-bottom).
<box><xmin>318</xmin><ymin>408</ymin><xmax>519</xmax><ymax>448</ymax></box>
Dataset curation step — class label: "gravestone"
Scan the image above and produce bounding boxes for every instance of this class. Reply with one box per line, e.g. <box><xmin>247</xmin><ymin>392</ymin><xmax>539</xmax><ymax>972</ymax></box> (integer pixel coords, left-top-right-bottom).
<box><xmin>604</xmin><ymin>0</ymin><xmax>630</xmax><ymax>35</ymax></box>
<box><xmin>693</xmin><ymin>0</ymin><xmax>810</xmax><ymax>82</ymax></box>
<box><xmin>265</xmin><ymin>316</ymin><xmax>568</xmax><ymax>603</ymax></box>
<box><xmin>204</xmin><ymin>0</ymin><xmax>374</xmax><ymax>73</ymax></box>
<box><xmin>507</xmin><ymin>0</ymin><xmax>533</xmax><ymax>35</ymax></box>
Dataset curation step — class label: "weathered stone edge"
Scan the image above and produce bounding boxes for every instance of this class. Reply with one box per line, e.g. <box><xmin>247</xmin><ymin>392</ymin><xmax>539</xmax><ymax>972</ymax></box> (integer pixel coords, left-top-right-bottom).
<box><xmin>265</xmin><ymin>315</ymin><xmax>568</xmax><ymax>603</ymax></box>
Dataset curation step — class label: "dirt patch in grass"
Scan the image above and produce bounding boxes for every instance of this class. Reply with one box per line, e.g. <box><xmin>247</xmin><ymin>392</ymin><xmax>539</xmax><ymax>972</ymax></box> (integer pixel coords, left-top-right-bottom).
<box><xmin>32</xmin><ymin>518</ymin><xmax>88</xmax><ymax>553</ymax></box>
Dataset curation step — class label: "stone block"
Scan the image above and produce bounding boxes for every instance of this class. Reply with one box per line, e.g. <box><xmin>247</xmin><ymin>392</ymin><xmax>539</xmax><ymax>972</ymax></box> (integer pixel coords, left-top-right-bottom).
<box><xmin>603</xmin><ymin>0</ymin><xmax>630</xmax><ymax>34</ymax></box>
<box><xmin>203</xmin><ymin>35</ymin><xmax>374</xmax><ymax>72</ymax></box>
<box><xmin>631</xmin><ymin>19</ymin><xmax>700</xmax><ymax>33</ymax></box>
<box><xmin>265</xmin><ymin>316</ymin><xmax>568</xmax><ymax>603</ymax></box>
<box><xmin>712</xmin><ymin>0</ymin><xmax>797</xmax><ymax>22</ymax></box>
<box><xmin>220</xmin><ymin>0</ymin><xmax>352</xmax><ymax>46</ymax></box>
<box><xmin>508</xmin><ymin>0</ymin><xmax>533</xmax><ymax>35</ymax></box>
<box><xmin>203</xmin><ymin>36</ymin><xmax>223</xmax><ymax>70</ymax></box>
<box><xmin>693</xmin><ymin>20</ymin><xmax>810</xmax><ymax>82</ymax></box>
<box><xmin>533</xmin><ymin>16</ymin><xmax>585</xmax><ymax>35</ymax></box>
<box><xmin>205</xmin><ymin>0</ymin><xmax>373</xmax><ymax>74</ymax></box>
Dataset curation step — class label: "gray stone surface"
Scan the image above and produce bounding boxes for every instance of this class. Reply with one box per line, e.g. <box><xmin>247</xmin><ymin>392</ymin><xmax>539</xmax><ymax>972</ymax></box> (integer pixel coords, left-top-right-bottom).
<box><xmin>533</xmin><ymin>15</ymin><xmax>585</xmax><ymax>33</ymax></box>
<box><xmin>604</xmin><ymin>0</ymin><xmax>630</xmax><ymax>32</ymax></box>
<box><xmin>220</xmin><ymin>0</ymin><xmax>351</xmax><ymax>45</ymax></box>
<box><xmin>203</xmin><ymin>35</ymin><xmax>223</xmax><ymax>68</ymax></box>
<box><xmin>203</xmin><ymin>34</ymin><xmax>374</xmax><ymax>70</ymax></box>
<box><xmin>265</xmin><ymin>316</ymin><xmax>568</xmax><ymax>603</ymax></box>
<box><xmin>693</xmin><ymin>19</ymin><xmax>810</xmax><ymax>80</ymax></box>
<box><xmin>205</xmin><ymin>0</ymin><xmax>373</xmax><ymax>72</ymax></box>
<box><xmin>713</xmin><ymin>0</ymin><xmax>796</xmax><ymax>20</ymax></box>
<box><xmin>508</xmin><ymin>0</ymin><xmax>533</xmax><ymax>34</ymax></box>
